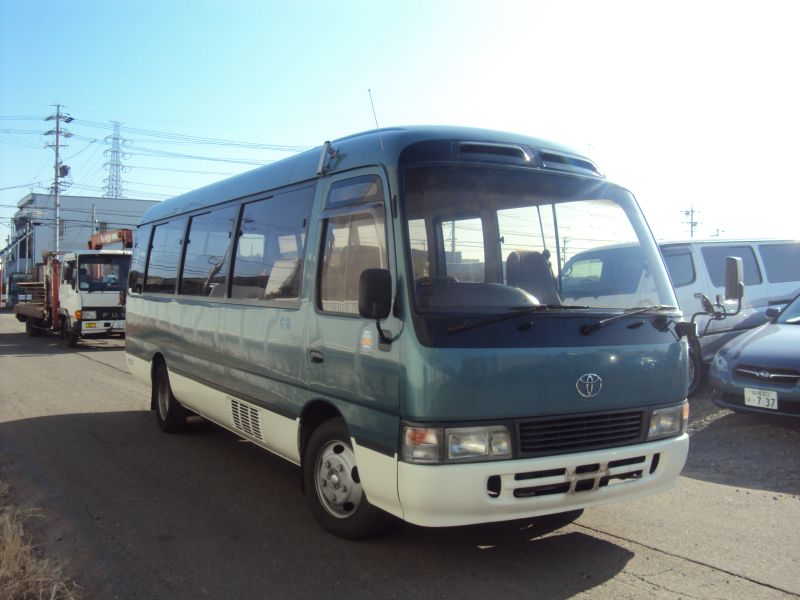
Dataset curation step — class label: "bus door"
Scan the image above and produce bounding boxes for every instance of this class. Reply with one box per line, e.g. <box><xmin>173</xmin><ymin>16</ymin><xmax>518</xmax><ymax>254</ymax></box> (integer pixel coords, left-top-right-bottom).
<box><xmin>307</xmin><ymin>171</ymin><xmax>402</xmax><ymax>448</ymax></box>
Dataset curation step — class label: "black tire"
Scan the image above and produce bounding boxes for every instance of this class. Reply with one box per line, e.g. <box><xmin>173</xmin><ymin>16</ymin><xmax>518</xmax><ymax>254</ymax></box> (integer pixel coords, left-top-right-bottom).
<box><xmin>154</xmin><ymin>363</ymin><xmax>189</xmax><ymax>433</ymax></box>
<box><xmin>687</xmin><ymin>336</ymin><xmax>703</xmax><ymax>398</ymax></box>
<box><xmin>303</xmin><ymin>418</ymin><xmax>393</xmax><ymax>539</ymax></box>
<box><xmin>25</xmin><ymin>320</ymin><xmax>40</xmax><ymax>337</ymax></box>
<box><xmin>61</xmin><ymin>319</ymin><xmax>79</xmax><ymax>348</ymax></box>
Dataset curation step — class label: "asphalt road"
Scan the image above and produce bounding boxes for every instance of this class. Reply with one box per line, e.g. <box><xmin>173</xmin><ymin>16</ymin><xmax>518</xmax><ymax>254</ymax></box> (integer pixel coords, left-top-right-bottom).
<box><xmin>1</xmin><ymin>310</ymin><xmax>798</xmax><ymax>599</ymax></box>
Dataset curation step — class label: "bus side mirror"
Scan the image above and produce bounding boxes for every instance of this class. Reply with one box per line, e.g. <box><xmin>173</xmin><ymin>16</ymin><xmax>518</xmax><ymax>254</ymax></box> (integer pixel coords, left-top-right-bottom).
<box><xmin>724</xmin><ymin>256</ymin><xmax>744</xmax><ymax>301</ymax></box>
<box><xmin>359</xmin><ymin>268</ymin><xmax>392</xmax><ymax>320</ymax></box>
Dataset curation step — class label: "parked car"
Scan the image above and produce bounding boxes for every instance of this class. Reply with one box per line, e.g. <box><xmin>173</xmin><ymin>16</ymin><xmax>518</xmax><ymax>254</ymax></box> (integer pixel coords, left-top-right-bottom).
<box><xmin>709</xmin><ymin>292</ymin><xmax>800</xmax><ymax>417</ymax></box>
<box><xmin>561</xmin><ymin>239</ymin><xmax>800</xmax><ymax>395</ymax></box>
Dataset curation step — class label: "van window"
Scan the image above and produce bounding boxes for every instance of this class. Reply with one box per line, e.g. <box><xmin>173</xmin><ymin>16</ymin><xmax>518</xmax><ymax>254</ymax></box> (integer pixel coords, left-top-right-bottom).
<box><xmin>440</xmin><ymin>217</ymin><xmax>485</xmax><ymax>283</ymax></box>
<box><xmin>562</xmin><ymin>247</ymin><xmax>645</xmax><ymax>296</ymax></box>
<box><xmin>701</xmin><ymin>245</ymin><xmax>762</xmax><ymax>286</ymax></box>
<box><xmin>180</xmin><ymin>206</ymin><xmax>237</xmax><ymax>297</ymax></box>
<box><xmin>758</xmin><ymin>243</ymin><xmax>800</xmax><ymax>284</ymax></box>
<box><xmin>144</xmin><ymin>218</ymin><xmax>187</xmax><ymax>294</ymax></box>
<box><xmin>128</xmin><ymin>225</ymin><xmax>152</xmax><ymax>294</ymax></box>
<box><xmin>230</xmin><ymin>186</ymin><xmax>314</xmax><ymax>302</ymax></box>
<box><xmin>319</xmin><ymin>210</ymin><xmax>387</xmax><ymax>314</ymax></box>
<box><xmin>661</xmin><ymin>247</ymin><xmax>695</xmax><ymax>288</ymax></box>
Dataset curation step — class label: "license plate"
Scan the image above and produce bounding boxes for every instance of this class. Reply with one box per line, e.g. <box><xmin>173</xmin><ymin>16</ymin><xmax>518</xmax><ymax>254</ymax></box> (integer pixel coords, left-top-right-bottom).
<box><xmin>744</xmin><ymin>388</ymin><xmax>778</xmax><ymax>410</ymax></box>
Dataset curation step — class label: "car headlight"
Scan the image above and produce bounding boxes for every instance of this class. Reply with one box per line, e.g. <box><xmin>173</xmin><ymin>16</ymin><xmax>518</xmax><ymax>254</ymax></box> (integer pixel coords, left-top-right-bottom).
<box><xmin>82</xmin><ymin>310</ymin><xmax>97</xmax><ymax>320</ymax></box>
<box><xmin>712</xmin><ymin>353</ymin><xmax>728</xmax><ymax>372</ymax></box>
<box><xmin>647</xmin><ymin>404</ymin><xmax>688</xmax><ymax>441</ymax></box>
<box><xmin>403</xmin><ymin>425</ymin><xmax>512</xmax><ymax>464</ymax></box>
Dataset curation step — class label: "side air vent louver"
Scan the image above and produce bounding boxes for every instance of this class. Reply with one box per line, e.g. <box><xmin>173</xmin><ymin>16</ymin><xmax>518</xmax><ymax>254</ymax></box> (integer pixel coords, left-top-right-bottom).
<box><xmin>230</xmin><ymin>398</ymin><xmax>263</xmax><ymax>441</ymax></box>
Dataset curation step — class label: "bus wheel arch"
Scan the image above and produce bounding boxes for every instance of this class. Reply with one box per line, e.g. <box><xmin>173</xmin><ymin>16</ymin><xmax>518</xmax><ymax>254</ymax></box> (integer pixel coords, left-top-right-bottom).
<box><xmin>298</xmin><ymin>400</ymin><xmax>342</xmax><ymax>467</ymax></box>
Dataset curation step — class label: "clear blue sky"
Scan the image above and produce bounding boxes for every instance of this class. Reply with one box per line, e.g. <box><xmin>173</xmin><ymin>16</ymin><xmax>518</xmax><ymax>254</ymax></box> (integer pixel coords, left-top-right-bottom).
<box><xmin>2</xmin><ymin>0</ymin><xmax>798</xmax><ymax>246</ymax></box>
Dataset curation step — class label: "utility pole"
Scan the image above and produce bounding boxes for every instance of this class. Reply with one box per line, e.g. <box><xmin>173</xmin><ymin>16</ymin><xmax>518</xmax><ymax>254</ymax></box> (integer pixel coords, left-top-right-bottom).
<box><xmin>681</xmin><ymin>205</ymin><xmax>700</xmax><ymax>238</ymax></box>
<box><xmin>44</xmin><ymin>105</ymin><xmax>73</xmax><ymax>252</ymax></box>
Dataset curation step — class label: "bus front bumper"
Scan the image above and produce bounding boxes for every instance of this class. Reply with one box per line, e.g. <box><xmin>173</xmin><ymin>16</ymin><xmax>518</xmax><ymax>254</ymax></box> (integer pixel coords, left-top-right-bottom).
<box><xmin>397</xmin><ymin>434</ymin><xmax>688</xmax><ymax>527</ymax></box>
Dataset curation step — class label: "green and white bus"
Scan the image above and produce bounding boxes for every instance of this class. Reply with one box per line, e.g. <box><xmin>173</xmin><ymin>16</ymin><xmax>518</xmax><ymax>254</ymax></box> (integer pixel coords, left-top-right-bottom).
<box><xmin>126</xmin><ymin>126</ymin><xmax>690</xmax><ymax>538</ymax></box>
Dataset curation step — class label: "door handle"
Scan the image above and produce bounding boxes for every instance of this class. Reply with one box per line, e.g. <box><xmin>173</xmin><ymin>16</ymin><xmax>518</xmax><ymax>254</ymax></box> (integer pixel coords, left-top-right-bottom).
<box><xmin>309</xmin><ymin>350</ymin><xmax>324</xmax><ymax>364</ymax></box>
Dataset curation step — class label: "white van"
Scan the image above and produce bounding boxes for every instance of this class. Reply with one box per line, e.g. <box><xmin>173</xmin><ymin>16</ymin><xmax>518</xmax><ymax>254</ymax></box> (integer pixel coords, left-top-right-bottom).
<box><xmin>561</xmin><ymin>239</ymin><xmax>800</xmax><ymax>394</ymax></box>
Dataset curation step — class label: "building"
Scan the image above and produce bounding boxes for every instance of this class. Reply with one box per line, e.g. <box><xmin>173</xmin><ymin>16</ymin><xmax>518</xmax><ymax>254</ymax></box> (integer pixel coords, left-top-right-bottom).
<box><xmin>0</xmin><ymin>193</ymin><xmax>158</xmax><ymax>304</ymax></box>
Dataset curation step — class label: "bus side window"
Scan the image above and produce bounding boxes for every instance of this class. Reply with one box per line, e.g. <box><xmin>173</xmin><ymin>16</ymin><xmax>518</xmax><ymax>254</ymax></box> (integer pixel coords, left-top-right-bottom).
<box><xmin>144</xmin><ymin>218</ymin><xmax>187</xmax><ymax>294</ymax></box>
<box><xmin>319</xmin><ymin>210</ymin><xmax>387</xmax><ymax>315</ymax></box>
<box><xmin>129</xmin><ymin>225</ymin><xmax>152</xmax><ymax>294</ymax></box>
<box><xmin>179</xmin><ymin>205</ymin><xmax>238</xmax><ymax>297</ymax></box>
<box><xmin>229</xmin><ymin>186</ymin><xmax>314</xmax><ymax>302</ymax></box>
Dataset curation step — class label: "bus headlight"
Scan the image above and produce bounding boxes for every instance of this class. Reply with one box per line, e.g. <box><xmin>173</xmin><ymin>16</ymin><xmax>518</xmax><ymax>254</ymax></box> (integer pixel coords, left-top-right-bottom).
<box><xmin>403</xmin><ymin>425</ymin><xmax>512</xmax><ymax>464</ymax></box>
<box><xmin>647</xmin><ymin>404</ymin><xmax>688</xmax><ymax>441</ymax></box>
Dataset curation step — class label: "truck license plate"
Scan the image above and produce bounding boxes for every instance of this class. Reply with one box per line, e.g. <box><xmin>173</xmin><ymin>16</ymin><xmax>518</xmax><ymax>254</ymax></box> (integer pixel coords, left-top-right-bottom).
<box><xmin>744</xmin><ymin>388</ymin><xmax>778</xmax><ymax>410</ymax></box>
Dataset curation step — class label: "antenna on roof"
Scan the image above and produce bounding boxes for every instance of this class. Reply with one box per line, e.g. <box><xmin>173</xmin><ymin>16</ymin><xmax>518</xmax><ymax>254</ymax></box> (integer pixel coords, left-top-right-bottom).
<box><xmin>368</xmin><ymin>89</ymin><xmax>380</xmax><ymax>129</ymax></box>
<box><xmin>368</xmin><ymin>89</ymin><xmax>386</xmax><ymax>160</ymax></box>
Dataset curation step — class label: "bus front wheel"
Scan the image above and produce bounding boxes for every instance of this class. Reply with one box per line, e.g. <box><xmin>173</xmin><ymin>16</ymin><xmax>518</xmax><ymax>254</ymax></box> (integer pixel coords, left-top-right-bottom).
<box><xmin>303</xmin><ymin>418</ymin><xmax>392</xmax><ymax>539</ymax></box>
<box><xmin>688</xmin><ymin>337</ymin><xmax>703</xmax><ymax>398</ymax></box>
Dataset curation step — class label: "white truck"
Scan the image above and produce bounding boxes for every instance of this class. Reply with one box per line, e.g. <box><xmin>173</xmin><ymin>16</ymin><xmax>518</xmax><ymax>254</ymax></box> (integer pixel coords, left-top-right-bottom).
<box><xmin>14</xmin><ymin>249</ymin><xmax>130</xmax><ymax>347</ymax></box>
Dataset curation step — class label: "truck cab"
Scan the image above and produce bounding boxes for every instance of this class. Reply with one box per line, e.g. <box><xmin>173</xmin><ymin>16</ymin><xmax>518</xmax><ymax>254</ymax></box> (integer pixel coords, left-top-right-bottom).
<box><xmin>58</xmin><ymin>250</ymin><xmax>130</xmax><ymax>345</ymax></box>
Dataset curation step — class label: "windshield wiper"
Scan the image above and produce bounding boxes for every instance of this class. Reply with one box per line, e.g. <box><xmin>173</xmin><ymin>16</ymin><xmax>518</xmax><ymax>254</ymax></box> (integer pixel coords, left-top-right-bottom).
<box><xmin>447</xmin><ymin>305</ymin><xmax>591</xmax><ymax>335</ymax></box>
<box><xmin>580</xmin><ymin>305</ymin><xmax>677</xmax><ymax>336</ymax></box>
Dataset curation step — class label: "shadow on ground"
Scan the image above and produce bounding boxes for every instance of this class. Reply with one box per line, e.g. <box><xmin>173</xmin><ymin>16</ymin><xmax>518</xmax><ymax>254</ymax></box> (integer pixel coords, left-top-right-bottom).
<box><xmin>1</xmin><ymin>410</ymin><xmax>633</xmax><ymax>600</ymax></box>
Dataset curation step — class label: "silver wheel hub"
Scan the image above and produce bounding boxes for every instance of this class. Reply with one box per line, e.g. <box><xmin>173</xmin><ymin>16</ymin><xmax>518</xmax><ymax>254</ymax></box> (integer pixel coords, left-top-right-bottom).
<box><xmin>315</xmin><ymin>440</ymin><xmax>363</xmax><ymax>519</ymax></box>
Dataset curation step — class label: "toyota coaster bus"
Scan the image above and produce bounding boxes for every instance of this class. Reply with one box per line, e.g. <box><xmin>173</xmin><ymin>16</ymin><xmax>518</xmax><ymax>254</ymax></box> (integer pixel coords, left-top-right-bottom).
<box><xmin>126</xmin><ymin>126</ymin><xmax>690</xmax><ymax>538</ymax></box>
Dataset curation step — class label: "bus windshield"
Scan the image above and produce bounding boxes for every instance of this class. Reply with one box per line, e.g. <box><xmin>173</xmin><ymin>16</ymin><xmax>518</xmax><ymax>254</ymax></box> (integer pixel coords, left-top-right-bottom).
<box><xmin>402</xmin><ymin>165</ymin><xmax>676</xmax><ymax>313</ymax></box>
<box><xmin>78</xmin><ymin>255</ymin><xmax>130</xmax><ymax>292</ymax></box>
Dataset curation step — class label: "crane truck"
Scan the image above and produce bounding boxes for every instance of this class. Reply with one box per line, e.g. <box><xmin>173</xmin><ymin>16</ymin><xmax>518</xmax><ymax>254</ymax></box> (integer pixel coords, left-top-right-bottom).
<box><xmin>14</xmin><ymin>231</ymin><xmax>132</xmax><ymax>347</ymax></box>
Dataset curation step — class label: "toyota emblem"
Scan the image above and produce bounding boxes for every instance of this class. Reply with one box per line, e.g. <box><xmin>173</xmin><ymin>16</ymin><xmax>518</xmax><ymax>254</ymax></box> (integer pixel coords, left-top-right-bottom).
<box><xmin>576</xmin><ymin>373</ymin><xmax>603</xmax><ymax>398</ymax></box>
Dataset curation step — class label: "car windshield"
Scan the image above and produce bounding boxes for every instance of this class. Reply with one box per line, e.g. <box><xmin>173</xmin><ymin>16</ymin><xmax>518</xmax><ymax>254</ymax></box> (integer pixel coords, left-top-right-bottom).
<box><xmin>402</xmin><ymin>165</ymin><xmax>676</xmax><ymax>313</ymax></box>
<box><xmin>78</xmin><ymin>255</ymin><xmax>130</xmax><ymax>292</ymax></box>
<box><xmin>778</xmin><ymin>295</ymin><xmax>800</xmax><ymax>324</ymax></box>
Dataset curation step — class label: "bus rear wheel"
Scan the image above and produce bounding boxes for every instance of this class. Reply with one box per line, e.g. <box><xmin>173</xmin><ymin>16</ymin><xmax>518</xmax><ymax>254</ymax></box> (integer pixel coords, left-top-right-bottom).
<box><xmin>154</xmin><ymin>363</ymin><xmax>189</xmax><ymax>433</ymax></box>
<box><xmin>303</xmin><ymin>418</ymin><xmax>392</xmax><ymax>539</ymax></box>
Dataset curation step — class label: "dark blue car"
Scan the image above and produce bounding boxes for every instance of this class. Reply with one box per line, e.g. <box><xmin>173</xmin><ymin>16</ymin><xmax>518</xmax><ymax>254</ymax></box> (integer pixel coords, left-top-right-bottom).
<box><xmin>710</xmin><ymin>293</ymin><xmax>800</xmax><ymax>417</ymax></box>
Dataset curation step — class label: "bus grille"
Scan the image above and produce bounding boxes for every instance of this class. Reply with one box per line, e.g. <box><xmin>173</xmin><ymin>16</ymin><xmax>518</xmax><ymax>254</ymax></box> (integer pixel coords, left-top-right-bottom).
<box><xmin>517</xmin><ymin>410</ymin><xmax>645</xmax><ymax>457</ymax></box>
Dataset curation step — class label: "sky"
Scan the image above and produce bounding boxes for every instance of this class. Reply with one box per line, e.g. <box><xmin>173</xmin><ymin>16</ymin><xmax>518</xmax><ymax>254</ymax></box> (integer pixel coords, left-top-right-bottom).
<box><xmin>1</xmin><ymin>0</ymin><xmax>798</xmax><ymax>247</ymax></box>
